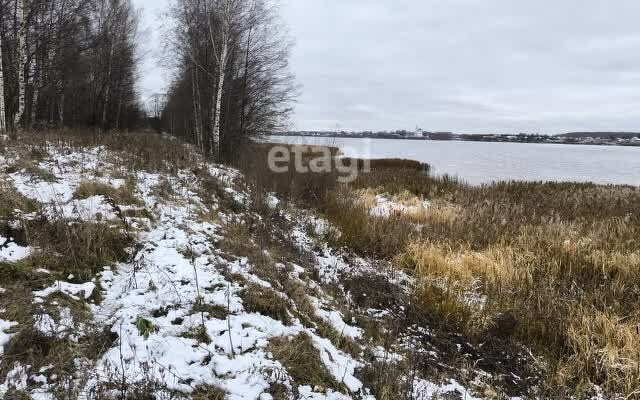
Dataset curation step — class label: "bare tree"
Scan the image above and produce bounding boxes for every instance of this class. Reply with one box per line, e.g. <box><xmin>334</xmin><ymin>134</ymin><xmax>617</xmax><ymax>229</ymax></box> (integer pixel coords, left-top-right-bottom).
<box><xmin>206</xmin><ymin>0</ymin><xmax>242</xmax><ymax>160</ymax></box>
<box><xmin>191</xmin><ymin>64</ymin><xmax>204</xmax><ymax>149</ymax></box>
<box><xmin>13</xmin><ymin>0</ymin><xmax>26</xmax><ymax>130</ymax></box>
<box><xmin>0</xmin><ymin>35</ymin><xmax>6</xmax><ymax>133</ymax></box>
<box><xmin>0</xmin><ymin>0</ymin><xmax>143</xmax><ymax>132</ymax></box>
<box><xmin>162</xmin><ymin>0</ymin><xmax>296</xmax><ymax>160</ymax></box>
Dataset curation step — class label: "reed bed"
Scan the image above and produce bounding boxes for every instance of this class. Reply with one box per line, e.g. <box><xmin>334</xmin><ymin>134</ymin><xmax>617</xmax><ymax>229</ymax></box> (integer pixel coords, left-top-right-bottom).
<box><xmin>241</xmin><ymin>142</ymin><xmax>640</xmax><ymax>397</ymax></box>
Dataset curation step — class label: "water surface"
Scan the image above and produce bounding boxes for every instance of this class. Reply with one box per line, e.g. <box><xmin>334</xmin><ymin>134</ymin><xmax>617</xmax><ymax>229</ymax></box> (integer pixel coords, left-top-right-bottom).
<box><xmin>266</xmin><ymin>136</ymin><xmax>640</xmax><ymax>186</ymax></box>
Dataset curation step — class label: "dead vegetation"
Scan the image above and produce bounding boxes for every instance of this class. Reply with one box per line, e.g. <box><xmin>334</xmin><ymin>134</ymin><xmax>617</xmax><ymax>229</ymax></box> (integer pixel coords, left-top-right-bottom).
<box><xmin>268</xmin><ymin>333</ymin><xmax>340</xmax><ymax>393</ymax></box>
<box><xmin>3</xmin><ymin>131</ymin><xmax>637</xmax><ymax>397</ymax></box>
<box><xmin>218</xmin><ymin>205</ymin><xmax>366</xmax><ymax>360</ymax></box>
<box><xmin>74</xmin><ymin>178</ymin><xmax>141</xmax><ymax>206</ymax></box>
<box><xmin>0</xmin><ymin>176</ymin><xmax>37</xmax><ymax>218</ymax></box>
<box><xmin>5</xmin><ymin>130</ymin><xmax>203</xmax><ymax>175</ymax></box>
<box><xmin>239</xmin><ymin>283</ymin><xmax>292</xmax><ymax>326</ymax></box>
<box><xmin>0</xmin><ymin>132</ymin><xmax>184</xmax><ymax>397</ymax></box>
<box><xmin>24</xmin><ymin>218</ymin><xmax>132</xmax><ymax>281</ymax></box>
<box><xmin>5</xmin><ymin>159</ymin><xmax>58</xmax><ymax>183</ymax></box>
<box><xmin>350</xmin><ymin>172</ymin><xmax>640</xmax><ymax>397</ymax></box>
<box><xmin>239</xmin><ymin>142</ymin><xmax>640</xmax><ymax>398</ymax></box>
<box><xmin>231</xmin><ymin>142</ymin><xmax>341</xmax><ymax>205</ymax></box>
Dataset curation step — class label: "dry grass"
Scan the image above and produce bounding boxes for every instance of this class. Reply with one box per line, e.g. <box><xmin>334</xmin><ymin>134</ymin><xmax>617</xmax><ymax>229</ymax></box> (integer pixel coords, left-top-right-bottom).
<box><xmin>232</xmin><ymin>142</ymin><xmax>341</xmax><ymax>205</ymax></box>
<box><xmin>353</xmin><ymin>174</ymin><xmax>640</xmax><ymax>397</ymax></box>
<box><xmin>239</xmin><ymin>283</ymin><xmax>292</xmax><ymax>325</ymax></box>
<box><xmin>151</xmin><ymin>177</ymin><xmax>177</xmax><ymax>200</ymax></box>
<box><xmin>191</xmin><ymin>302</ymin><xmax>228</xmax><ymax>320</ymax></box>
<box><xmin>0</xmin><ymin>290</ymin><xmax>118</xmax><ymax>395</ymax></box>
<box><xmin>322</xmin><ymin>187</ymin><xmax>418</xmax><ymax>258</ymax></box>
<box><xmin>0</xmin><ymin>218</ymin><xmax>131</xmax><ymax>290</ymax></box>
<box><xmin>5</xmin><ymin>158</ymin><xmax>58</xmax><ymax>182</ymax></box>
<box><xmin>356</xmin><ymin>359</ymin><xmax>418</xmax><ymax>400</ymax></box>
<box><xmin>240</xmin><ymin>142</ymin><xmax>640</xmax><ymax>397</ymax></box>
<box><xmin>0</xmin><ymin>176</ymin><xmax>115</xmax><ymax>388</ymax></box>
<box><xmin>268</xmin><ymin>333</ymin><xmax>339</xmax><ymax>392</ymax></box>
<box><xmin>6</xmin><ymin>129</ymin><xmax>202</xmax><ymax>175</ymax></box>
<box><xmin>4</xmin><ymin>131</ymin><xmax>637</xmax><ymax>396</ymax></box>
<box><xmin>24</xmin><ymin>218</ymin><xmax>133</xmax><ymax>280</ymax></box>
<box><xmin>74</xmin><ymin>178</ymin><xmax>141</xmax><ymax>205</ymax></box>
<box><xmin>192</xmin><ymin>386</ymin><xmax>226</xmax><ymax>400</ymax></box>
<box><xmin>555</xmin><ymin>306</ymin><xmax>640</xmax><ymax>396</ymax></box>
<box><xmin>0</xmin><ymin>176</ymin><xmax>38</xmax><ymax>217</ymax></box>
<box><xmin>0</xmin><ymin>130</ymin><xmax>206</xmax><ymax>395</ymax></box>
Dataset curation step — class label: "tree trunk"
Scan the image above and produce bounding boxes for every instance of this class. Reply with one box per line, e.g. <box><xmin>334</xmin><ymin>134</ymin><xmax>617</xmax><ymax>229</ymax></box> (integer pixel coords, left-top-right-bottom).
<box><xmin>240</xmin><ymin>27</ymin><xmax>252</xmax><ymax>136</ymax></box>
<box><xmin>191</xmin><ymin>64</ymin><xmax>203</xmax><ymax>151</ymax></box>
<box><xmin>30</xmin><ymin>56</ymin><xmax>39</xmax><ymax>127</ymax></box>
<box><xmin>0</xmin><ymin>37</ymin><xmax>6</xmax><ymax>133</ymax></box>
<box><xmin>211</xmin><ymin>41</ymin><xmax>228</xmax><ymax>161</ymax></box>
<box><xmin>14</xmin><ymin>0</ymin><xmax>27</xmax><ymax>130</ymax></box>
<box><xmin>115</xmin><ymin>93</ymin><xmax>122</xmax><ymax>130</ymax></box>
<box><xmin>101</xmin><ymin>42</ymin><xmax>114</xmax><ymax>131</ymax></box>
<box><xmin>57</xmin><ymin>76</ymin><xmax>65</xmax><ymax>125</ymax></box>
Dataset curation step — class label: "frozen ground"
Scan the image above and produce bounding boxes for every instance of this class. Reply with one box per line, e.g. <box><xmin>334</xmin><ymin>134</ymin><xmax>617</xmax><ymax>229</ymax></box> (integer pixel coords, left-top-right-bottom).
<box><xmin>0</xmin><ymin>139</ymin><xmax>539</xmax><ymax>399</ymax></box>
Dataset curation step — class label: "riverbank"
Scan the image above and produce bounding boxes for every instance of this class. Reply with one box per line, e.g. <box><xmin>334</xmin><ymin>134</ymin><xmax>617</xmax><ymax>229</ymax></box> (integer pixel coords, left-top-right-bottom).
<box><xmin>0</xmin><ymin>131</ymin><xmax>534</xmax><ymax>399</ymax></box>
<box><xmin>239</xmin><ymin>141</ymin><xmax>640</xmax><ymax>399</ymax></box>
<box><xmin>264</xmin><ymin>135</ymin><xmax>640</xmax><ymax>187</ymax></box>
<box><xmin>271</xmin><ymin>132</ymin><xmax>640</xmax><ymax>147</ymax></box>
<box><xmin>1</xmin><ymin>131</ymin><xmax>637</xmax><ymax>398</ymax></box>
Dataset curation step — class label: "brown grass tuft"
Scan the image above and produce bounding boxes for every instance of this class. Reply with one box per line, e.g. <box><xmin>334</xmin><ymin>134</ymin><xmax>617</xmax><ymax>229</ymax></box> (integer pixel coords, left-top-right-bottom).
<box><xmin>6</xmin><ymin>159</ymin><xmax>57</xmax><ymax>182</ymax></box>
<box><xmin>74</xmin><ymin>178</ymin><xmax>141</xmax><ymax>205</ymax></box>
<box><xmin>239</xmin><ymin>283</ymin><xmax>292</xmax><ymax>325</ymax></box>
<box><xmin>25</xmin><ymin>219</ymin><xmax>132</xmax><ymax>280</ymax></box>
<box><xmin>268</xmin><ymin>333</ymin><xmax>339</xmax><ymax>391</ymax></box>
<box><xmin>556</xmin><ymin>307</ymin><xmax>640</xmax><ymax>395</ymax></box>
<box><xmin>0</xmin><ymin>176</ymin><xmax>38</xmax><ymax>217</ymax></box>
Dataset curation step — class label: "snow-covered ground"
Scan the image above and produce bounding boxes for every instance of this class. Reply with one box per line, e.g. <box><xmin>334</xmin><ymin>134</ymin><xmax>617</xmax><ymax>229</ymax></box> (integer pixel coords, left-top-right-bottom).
<box><xmin>0</xmin><ymin>237</ymin><xmax>31</xmax><ymax>262</ymax></box>
<box><xmin>0</xmin><ymin>138</ymin><xmax>534</xmax><ymax>399</ymax></box>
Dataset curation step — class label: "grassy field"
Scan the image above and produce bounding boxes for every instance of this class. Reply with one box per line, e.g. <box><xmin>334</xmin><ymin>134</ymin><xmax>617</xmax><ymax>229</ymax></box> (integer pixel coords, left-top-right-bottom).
<box><xmin>238</xmin><ymin>142</ymin><xmax>640</xmax><ymax>398</ymax></box>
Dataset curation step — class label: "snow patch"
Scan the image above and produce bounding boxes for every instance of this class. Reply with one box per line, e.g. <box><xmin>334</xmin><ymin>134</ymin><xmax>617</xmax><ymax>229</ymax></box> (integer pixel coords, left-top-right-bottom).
<box><xmin>34</xmin><ymin>281</ymin><xmax>96</xmax><ymax>301</ymax></box>
<box><xmin>0</xmin><ymin>319</ymin><xmax>18</xmax><ymax>354</ymax></box>
<box><xmin>0</xmin><ymin>237</ymin><xmax>32</xmax><ymax>262</ymax></box>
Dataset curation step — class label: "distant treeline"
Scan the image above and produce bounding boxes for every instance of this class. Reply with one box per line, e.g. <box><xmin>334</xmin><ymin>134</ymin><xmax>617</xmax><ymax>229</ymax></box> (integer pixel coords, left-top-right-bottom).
<box><xmin>273</xmin><ymin>130</ymin><xmax>640</xmax><ymax>146</ymax></box>
<box><xmin>559</xmin><ymin>132</ymin><xmax>640</xmax><ymax>139</ymax></box>
<box><xmin>0</xmin><ymin>0</ymin><xmax>145</xmax><ymax>133</ymax></box>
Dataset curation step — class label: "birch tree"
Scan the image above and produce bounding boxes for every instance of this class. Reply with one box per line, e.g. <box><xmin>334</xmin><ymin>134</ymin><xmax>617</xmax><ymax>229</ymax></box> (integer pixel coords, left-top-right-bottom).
<box><xmin>0</xmin><ymin>0</ymin><xmax>143</xmax><ymax>132</ymax></box>
<box><xmin>13</xmin><ymin>0</ymin><xmax>27</xmax><ymax>130</ymax></box>
<box><xmin>0</xmin><ymin>36</ymin><xmax>6</xmax><ymax>133</ymax></box>
<box><xmin>206</xmin><ymin>0</ymin><xmax>243</xmax><ymax>160</ymax></box>
<box><xmin>163</xmin><ymin>0</ymin><xmax>295</xmax><ymax>160</ymax></box>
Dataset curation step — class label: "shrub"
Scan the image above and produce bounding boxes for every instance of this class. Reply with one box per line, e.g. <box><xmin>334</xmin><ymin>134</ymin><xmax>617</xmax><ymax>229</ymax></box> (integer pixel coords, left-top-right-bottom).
<box><xmin>134</xmin><ymin>316</ymin><xmax>159</xmax><ymax>340</ymax></box>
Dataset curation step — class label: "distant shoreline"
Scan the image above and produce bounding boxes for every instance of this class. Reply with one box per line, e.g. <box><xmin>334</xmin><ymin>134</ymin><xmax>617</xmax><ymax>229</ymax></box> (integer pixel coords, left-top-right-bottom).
<box><xmin>268</xmin><ymin>132</ymin><xmax>640</xmax><ymax>147</ymax></box>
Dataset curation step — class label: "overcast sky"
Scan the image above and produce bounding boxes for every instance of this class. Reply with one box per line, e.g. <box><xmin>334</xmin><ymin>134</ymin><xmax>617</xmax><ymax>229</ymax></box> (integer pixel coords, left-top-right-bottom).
<box><xmin>135</xmin><ymin>0</ymin><xmax>640</xmax><ymax>134</ymax></box>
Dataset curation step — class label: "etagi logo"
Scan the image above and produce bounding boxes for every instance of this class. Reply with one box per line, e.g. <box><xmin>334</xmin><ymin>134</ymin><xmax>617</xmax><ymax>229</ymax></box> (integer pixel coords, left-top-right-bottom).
<box><xmin>267</xmin><ymin>144</ymin><xmax>371</xmax><ymax>183</ymax></box>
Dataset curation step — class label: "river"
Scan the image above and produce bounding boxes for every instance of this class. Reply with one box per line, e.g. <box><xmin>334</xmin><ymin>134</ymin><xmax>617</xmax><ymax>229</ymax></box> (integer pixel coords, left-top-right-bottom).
<box><xmin>266</xmin><ymin>136</ymin><xmax>640</xmax><ymax>186</ymax></box>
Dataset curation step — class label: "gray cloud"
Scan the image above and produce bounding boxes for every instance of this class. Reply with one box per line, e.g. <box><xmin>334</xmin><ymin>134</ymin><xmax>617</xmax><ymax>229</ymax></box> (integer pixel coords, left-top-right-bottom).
<box><xmin>135</xmin><ymin>0</ymin><xmax>640</xmax><ymax>133</ymax></box>
<box><xmin>281</xmin><ymin>0</ymin><xmax>640</xmax><ymax>133</ymax></box>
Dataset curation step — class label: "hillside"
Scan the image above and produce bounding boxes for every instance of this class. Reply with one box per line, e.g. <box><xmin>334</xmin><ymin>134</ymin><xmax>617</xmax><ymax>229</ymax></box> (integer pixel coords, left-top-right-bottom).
<box><xmin>0</xmin><ymin>132</ymin><xmax>542</xmax><ymax>399</ymax></box>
